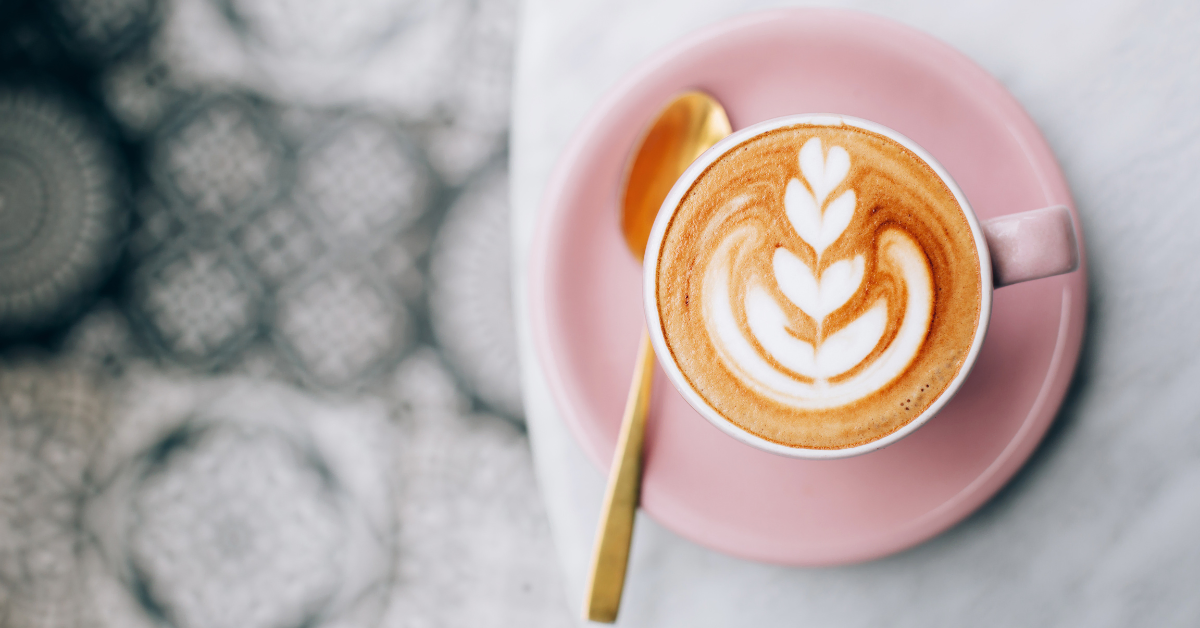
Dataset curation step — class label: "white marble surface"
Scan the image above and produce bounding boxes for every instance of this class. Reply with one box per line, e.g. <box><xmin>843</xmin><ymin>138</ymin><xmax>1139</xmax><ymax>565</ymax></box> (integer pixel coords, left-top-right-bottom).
<box><xmin>511</xmin><ymin>0</ymin><xmax>1200</xmax><ymax>625</ymax></box>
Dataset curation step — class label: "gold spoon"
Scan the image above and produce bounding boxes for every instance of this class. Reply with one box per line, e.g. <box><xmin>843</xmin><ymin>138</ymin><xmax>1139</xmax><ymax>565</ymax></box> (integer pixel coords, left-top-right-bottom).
<box><xmin>583</xmin><ymin>91</ymin><xmax>731</xmax><ymax>623</ymax></box>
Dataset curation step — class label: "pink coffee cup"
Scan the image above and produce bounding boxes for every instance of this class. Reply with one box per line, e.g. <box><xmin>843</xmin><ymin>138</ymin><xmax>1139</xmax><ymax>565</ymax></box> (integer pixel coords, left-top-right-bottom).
<box><xmin>643</xmin><ymin>114</ymin><xmax>1079</xmax><ymax>459</ymax></box>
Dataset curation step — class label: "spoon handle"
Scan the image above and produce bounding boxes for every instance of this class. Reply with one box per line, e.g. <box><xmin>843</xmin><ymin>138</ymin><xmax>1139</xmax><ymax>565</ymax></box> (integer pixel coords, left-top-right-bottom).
<box><xmin>583</xmin><ymin>327</ymin><xmax>656</xmax><ymax>623</ymax></box>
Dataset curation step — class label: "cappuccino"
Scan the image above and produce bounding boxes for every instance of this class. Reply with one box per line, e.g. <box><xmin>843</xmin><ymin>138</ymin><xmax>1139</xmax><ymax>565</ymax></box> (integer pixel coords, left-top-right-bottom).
<box><xmin>653</xmin><ymin>123</ymin><xmax>982</xmax><ymax>450</ymax></box>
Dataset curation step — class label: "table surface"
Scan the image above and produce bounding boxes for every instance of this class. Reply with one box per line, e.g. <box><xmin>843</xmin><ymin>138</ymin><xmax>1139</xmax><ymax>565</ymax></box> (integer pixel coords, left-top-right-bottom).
<box><xmin>511</xmin><ymin>1</ymin><xmax>1200</xmax><ymax>625</ymax></box>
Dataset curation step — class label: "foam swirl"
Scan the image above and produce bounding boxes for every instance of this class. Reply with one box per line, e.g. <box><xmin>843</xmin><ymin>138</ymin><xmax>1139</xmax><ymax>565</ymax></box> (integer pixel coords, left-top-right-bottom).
<box><xmin>703</xmin><ymin>137</ymin><xmax>933</xmax><ymax>407</ymax></box>
<box><xmin>656</xmin><ymin>125</ymin><xmax>982</xmax><ymax>449</ymax></box>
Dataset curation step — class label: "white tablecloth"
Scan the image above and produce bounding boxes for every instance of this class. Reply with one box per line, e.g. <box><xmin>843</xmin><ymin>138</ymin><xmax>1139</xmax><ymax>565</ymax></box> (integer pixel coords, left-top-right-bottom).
<box><xmin>512</xmin><ymin>1</ymin><xmax>1200</xmax><ymax>625</ymax></box>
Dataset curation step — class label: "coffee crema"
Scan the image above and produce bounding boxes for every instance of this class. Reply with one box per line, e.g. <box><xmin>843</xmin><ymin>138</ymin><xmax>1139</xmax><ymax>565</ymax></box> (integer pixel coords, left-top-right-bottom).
<box><xmin>655</xmin><ymin>124</ymin><xmax>982</xmax><ymax>449</ymax></box>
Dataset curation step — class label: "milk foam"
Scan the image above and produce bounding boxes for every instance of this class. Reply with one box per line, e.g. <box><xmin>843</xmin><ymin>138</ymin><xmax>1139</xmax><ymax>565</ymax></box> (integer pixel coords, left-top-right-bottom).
<box><xmin>656</xmin><ymin>124</ymin><xmax>982</xmax><ymax>449</ymax></box>
<box><xmin>705</xmin><ymin>227</ymin><xmax>932</xmax><ymax>408</ymax></box>
<box><xmin>700</xmin><ymin>138</ymin><xmax>934</xmax><ymax>409</ymax></box>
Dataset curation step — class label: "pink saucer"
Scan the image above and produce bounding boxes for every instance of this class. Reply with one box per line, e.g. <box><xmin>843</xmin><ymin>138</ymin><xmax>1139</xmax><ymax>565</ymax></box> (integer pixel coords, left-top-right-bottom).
<box><xmin>528</xmin><ymin>8</ymin><xmax>1086</xmax><ymax>565</ymax></box>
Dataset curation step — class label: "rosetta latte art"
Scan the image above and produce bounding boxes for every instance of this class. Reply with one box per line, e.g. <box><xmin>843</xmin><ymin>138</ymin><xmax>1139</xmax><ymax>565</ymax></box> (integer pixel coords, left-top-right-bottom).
<box><xmin>656</xmin><ymin>124</ymin><xmax>982</xmax><ymax>449</ymax></box>
<box><xmin>704</xmin><ymin>138</ymin><xmax>933</xmax><ymax>408</ymax></box>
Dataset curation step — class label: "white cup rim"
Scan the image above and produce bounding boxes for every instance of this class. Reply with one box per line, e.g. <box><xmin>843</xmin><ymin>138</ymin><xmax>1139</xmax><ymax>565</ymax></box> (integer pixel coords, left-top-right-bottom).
<box><xmin>642</xmin><ymin>113</ymin><xmax>994</xmax><ymax>459</ymax></box>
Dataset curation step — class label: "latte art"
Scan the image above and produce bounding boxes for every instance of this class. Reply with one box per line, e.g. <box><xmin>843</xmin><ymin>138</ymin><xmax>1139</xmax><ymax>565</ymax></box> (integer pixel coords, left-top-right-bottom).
<box><xmin>708</xmin><ymin>137</ymin><xmax>935</xmax><ymax>407</ymax></box>
<box><xmin>656</xmin><ymin>124</ymin><xmax>982</xmax><ymax>449</ymax></box>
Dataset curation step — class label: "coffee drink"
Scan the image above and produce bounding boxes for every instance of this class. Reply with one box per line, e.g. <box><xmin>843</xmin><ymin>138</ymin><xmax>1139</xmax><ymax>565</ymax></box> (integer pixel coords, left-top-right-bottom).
<box><xmin>653</xmin><ymin>122</ymin><xmax>983</xmax><ymax>450</ymax></box>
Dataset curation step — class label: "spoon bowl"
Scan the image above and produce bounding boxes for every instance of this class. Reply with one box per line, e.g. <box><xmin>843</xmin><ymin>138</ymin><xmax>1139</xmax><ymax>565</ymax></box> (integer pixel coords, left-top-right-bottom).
<box><xmin>622</xmin><ymin>92</ymin><xmax>733</xmax><ymax>259</ymax></box>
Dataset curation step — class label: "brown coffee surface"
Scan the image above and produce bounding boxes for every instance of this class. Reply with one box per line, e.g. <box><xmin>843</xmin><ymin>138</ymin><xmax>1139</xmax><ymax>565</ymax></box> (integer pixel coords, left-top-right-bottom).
<box><xmin>656</xmin><ymin>123</ymin><xmax>982</xmax><ymax>449</ymax></box>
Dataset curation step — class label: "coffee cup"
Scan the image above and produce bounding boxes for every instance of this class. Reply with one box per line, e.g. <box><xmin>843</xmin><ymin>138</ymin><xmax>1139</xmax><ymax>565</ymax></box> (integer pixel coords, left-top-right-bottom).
<box><xmin>643</xmin><ymin>114</ymin><xmax>1079</xmax><ymax>459</ymax></box>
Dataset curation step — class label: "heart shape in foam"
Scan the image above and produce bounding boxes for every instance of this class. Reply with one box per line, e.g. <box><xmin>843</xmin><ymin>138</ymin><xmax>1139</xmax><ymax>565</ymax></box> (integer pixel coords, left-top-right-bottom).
<box><xmin>784</xmin><ymin>141</ymin><xmax>856</xmax><ymax>257</ymax></box>
<box><xmin>800</xmin><ymin>138</ymin><xmax>849</xmax><ymax>205</ymax></box>
<box><xmin>772</xmin><ymin>250</ymin><xmax>865</xmax><ymax>320</ymax></box>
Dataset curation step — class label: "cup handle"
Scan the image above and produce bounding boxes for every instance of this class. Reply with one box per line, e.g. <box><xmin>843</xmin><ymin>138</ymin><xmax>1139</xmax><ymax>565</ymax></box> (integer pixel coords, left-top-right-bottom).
<box><xmin>981</xmin><ymin>205</ymin><xmax>1080</xmax><ymax>288</ymax></box>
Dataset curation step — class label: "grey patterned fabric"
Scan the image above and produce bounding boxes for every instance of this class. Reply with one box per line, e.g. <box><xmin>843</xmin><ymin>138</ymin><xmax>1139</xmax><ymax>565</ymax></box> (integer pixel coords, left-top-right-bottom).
<box><xmin>0</xmin><ymin>0</ymin><xmax>569</xmax><ymax>625</ymax></box>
